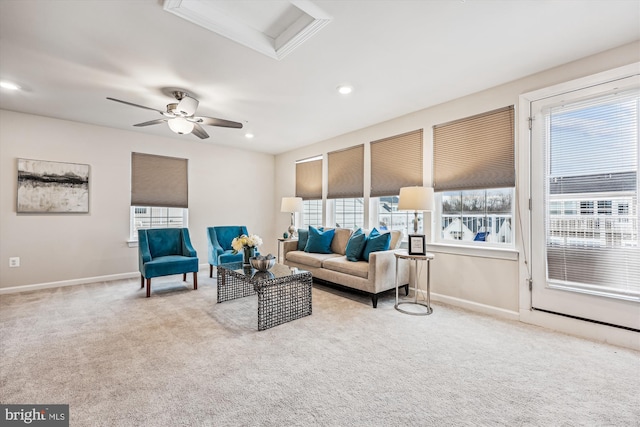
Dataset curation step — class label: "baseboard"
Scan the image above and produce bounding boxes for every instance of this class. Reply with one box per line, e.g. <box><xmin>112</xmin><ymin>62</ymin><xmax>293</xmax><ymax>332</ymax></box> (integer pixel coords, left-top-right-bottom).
<box><xmin>0</xmin><ymin>272</ymin><xmax>140</xmax><ymax>295</ymax></box>
<box><xmin>520</xmin><ymin>309</ymin><xmax>640</xmax><ymax>351</ymax></box>
<box><xmin>0</xmin><ymin>264</ymin><xmax>210</xmax><ymax>295</ymax></box>
<box><xmin>429</xmin><ymin>291</ymin><xmax>520</xmax><ymax>321</ymax></box>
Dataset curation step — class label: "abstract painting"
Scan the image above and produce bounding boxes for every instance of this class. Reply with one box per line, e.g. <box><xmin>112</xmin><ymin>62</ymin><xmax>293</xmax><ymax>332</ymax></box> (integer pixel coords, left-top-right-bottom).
<box><xmin>17</xmin><ymin>158</ymin><xmax>89</xmax><ymax>213</ymax></box>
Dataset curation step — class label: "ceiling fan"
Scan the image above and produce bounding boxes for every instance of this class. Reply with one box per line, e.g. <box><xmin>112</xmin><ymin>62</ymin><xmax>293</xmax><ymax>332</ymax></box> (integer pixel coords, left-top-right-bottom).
<box><xmin>106</xmin><ymin>91</ymin><xmax>242</xmax><ymax>139</ymax></box>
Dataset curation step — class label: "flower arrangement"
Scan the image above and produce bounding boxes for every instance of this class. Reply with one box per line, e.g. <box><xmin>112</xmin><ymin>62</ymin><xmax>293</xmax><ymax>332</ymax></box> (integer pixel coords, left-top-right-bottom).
<box><xmin>231</xmin><ymin>234</ymin><xmax>263</xmax><ymax>254</ymax></box>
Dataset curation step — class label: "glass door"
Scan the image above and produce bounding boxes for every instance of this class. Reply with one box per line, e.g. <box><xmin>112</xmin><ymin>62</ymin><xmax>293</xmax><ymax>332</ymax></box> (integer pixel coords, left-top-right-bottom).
<box><xmin>530</xmin><ymin>75</ymin><xmax>640</xmax><ymax>330</ymax></box>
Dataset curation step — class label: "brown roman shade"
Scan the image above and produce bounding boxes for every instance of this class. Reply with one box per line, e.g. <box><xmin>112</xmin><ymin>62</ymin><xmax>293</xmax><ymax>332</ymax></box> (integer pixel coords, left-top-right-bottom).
<box><xmin>433</xmin><ymin>105</ymin><xmax>515</xmax><ymax>192</ymax></box>
<box><xmin>296</xmin><ymin>156</ymin><xmax>323</xmax><ymax>200</ymax></box>
<box><xmin>370</xmin><ymin>129</ymin><xmax>423</xmax><ymax>197</ymax></box>
<box><xmin>131</xmin><ymin>152</ymin><xmax>188</xmax><ymax>208</ymax></box>
<box><xmin>327</xmin><ymin>144</ymin><xmax>364</xmax><ymax>199</ymax></box>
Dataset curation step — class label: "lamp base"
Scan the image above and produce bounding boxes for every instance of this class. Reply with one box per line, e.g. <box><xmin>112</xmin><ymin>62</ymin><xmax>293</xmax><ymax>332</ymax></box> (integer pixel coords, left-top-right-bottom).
<box><xmin>288</xmin><ymin>224</ymin><xmax>297</xmax><ymax>239</ymax></box>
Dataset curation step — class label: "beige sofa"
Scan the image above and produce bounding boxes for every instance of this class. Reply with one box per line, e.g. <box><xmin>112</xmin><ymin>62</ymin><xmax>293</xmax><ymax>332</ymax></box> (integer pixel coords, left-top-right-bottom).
<box><xmin>282</xmin><ymin>228</ymin><xmax>410</xmax><ymax>307</ymax></box>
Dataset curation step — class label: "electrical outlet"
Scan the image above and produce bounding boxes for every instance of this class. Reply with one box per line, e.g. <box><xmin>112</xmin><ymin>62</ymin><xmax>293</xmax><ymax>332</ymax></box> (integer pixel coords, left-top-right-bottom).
<box><xmin>9</xmin><ymin>257</ymin><xmax>20</xmax><ymax>268</ymax></box>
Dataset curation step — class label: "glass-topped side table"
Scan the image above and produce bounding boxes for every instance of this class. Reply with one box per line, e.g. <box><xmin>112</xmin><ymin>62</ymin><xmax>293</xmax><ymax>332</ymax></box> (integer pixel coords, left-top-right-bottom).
<box><xmin>216</xmin><ymin>262</ymin><xmax>312</xmax><ymax>330</ymax></box>
<box><xmin>394</xmin><ymin>250</ymin><xmax>435</xmax><ymax>316</ymax></box>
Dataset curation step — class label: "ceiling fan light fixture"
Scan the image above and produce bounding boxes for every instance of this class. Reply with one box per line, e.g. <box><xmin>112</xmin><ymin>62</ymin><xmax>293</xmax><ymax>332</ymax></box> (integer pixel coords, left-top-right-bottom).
<box><xmin>176</xmin><ymin>95</ymin><xmax>198</xmax><ymax>116</ymax></box>
<box><xmin>168</xmin><ymin>117</ymin><xmax>194</xmax><ymax>134</ymax></box>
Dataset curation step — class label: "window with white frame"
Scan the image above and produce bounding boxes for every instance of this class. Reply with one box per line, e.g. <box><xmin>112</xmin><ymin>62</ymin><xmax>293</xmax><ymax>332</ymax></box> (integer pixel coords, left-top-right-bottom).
<box><xmin>437</xmin><ymin>188</ymin><xmax>513</xmax><ymax>244</ymax></box>
<box><xmin>333</xmin><ymin>197</ymin><xmax>364</xmax><ymax>229</ymax></box>
<box><xmin>130</xmin><ymin>207</ymin><xmax>188</xmax><ymax>241</ymax></box>
<box><xmin>433</xmin><ymin>106</ymin><xmax>515</xmax><ymax>248</ymax></box>
<box><xmin>377</xmin><ymin>195</ymin><xmax>421</xmax><ymax>239</ymax></box>
<box><xmin>303</xmin><ymin>199</ymin><xmax>323</xmax><ymax>228</ymax></box>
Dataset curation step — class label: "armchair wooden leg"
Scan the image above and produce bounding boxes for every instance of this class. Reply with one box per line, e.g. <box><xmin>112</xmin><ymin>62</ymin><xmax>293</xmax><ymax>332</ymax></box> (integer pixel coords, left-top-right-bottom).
<box><xmin>146</xmin><ymin>278</ymin><xmax>151</xmax><ymax>298</ymax></box>
<box><xmin>140</xmin><ymin>275</ymin><xmax>144</xmax><ymax>288</ymax></box>
<box><xmin>209</xmin><ymin>264</ymin><xmax>213</xmax><ymax>278</ymax></box>
<box><xmin>193</xmin><ymin>272</ymin><xmax>198</xmax><ymax>290</ymax></box>
<box><xmin>183</xmin><ymin>273</ymin><xmax>187</xmax><ymax>281</ymax></box>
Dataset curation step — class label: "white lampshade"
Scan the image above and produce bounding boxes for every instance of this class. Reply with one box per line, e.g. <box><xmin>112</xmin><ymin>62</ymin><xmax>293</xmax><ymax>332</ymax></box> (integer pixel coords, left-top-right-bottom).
<box><xmin>280</xmin><ymin>196</ymin><xmax>303</xmax><ymax>213</ymax></box>
<box><xmin>398</xmin><ymin>186</ymin><xmax>434</xmax><ymax>211</ymax></box>
<box><xmin>176</xmin><ymin>96</ymin><xmax>198</xmax><ymax>116</ymax></box>
<box><xmin>168</xmin><ymin>117</ymin><xmax>194</xmax><ymax>134</ymax></box>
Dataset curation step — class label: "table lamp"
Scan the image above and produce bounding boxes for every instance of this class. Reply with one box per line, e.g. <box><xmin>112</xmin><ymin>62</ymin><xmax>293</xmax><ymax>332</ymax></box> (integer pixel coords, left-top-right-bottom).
<box><xmin>281</xmin><ymin>197</ymin><xmax>303</xmax><ymax>238</ymax></box>
<box><xmin>398</xmin><ymin>186</ymin><xmax>434</xmax><ymax>234</ymax></box>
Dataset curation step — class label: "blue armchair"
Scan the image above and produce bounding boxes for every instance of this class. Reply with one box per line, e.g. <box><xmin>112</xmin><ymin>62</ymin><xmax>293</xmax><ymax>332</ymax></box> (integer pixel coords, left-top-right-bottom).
<box><xmin>207</xmin><ymin>226</ymin><xmax>258</xmax><ymax>277</ymax></box>
<box><xmin>138</xmin><ymin>228</ymin><xmax>199</xmax><ymax>297</ymax></box>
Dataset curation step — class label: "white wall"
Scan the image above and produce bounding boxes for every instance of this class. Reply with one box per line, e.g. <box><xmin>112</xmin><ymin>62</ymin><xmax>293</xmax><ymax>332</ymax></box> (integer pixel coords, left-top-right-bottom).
<box><xmin>0</xmin><ymin>111</ymin><xmax>276</xmax><ymax>289</ymax></box>
<box><xmin>274</xmin><ymin>41</ymin><xmax>640</xmax><ymax>316</ymax></box>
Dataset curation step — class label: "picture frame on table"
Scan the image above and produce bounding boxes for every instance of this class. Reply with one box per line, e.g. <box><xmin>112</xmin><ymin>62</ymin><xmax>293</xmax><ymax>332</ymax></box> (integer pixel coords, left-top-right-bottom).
<box><xmin>408</xmin><ymin>234</ymin><xmax>426</xmax><ymax>255</ymax></box>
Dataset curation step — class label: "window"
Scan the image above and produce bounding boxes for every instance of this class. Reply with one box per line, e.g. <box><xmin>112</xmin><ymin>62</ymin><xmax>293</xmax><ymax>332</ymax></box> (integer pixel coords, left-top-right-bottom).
<box><xmin>129</xmin><ymin>152</ymin><xmax>189</xmax><ymax>242</ymax></box>
<box><xmin>303</xmin><ymin>199</ymin><xmax>323</xmax><ymax>228</ymax></box>
<box><xmin>130</xmin><ymin>206</ymin><xmax>188</xmax><ymax>241</ymax></box>
<box><xmin>333</xmin><ymin>198</ymin><xmax>364</xmax><ymax>229</ymax></box>
<box><xmin>377</xmin><ymin>195</ymin><xmax>420</xmax><ymax>239</ymax></box>
<box><xmin>433</xmin><ymin>106</ymin><xmax>515</xmax><ymax>247</ymax></box>
<box><xmin>437</xmin><ymin>188</ymin><xmax>513</xmax><ymax>244</ymax></box>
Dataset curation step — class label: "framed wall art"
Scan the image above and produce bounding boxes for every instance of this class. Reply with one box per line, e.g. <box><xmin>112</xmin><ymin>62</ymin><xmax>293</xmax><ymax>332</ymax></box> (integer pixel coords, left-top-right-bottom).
<box><xmin>408</xmin><ymin>234</ymin><xmax>426</xmax><ymax>255</ymax></box>
<box><xmin>17</xmin><ymin>158</ymin><xmax>90</xmax><ymax>213</ymax></box>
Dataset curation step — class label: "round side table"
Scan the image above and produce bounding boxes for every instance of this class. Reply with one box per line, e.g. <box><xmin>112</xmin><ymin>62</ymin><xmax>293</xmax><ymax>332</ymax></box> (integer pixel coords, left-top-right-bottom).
<box><xmin>394</xmin><ymin>250</ymin><xmax>435</xmax><ymax>315</ymax></box>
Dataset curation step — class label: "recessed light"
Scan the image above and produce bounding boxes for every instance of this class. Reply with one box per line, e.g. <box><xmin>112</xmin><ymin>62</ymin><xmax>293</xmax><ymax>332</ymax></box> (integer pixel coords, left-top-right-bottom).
<box><xmin>337</xmin><ymin>85</ymin><xmax>353</xmax><ymax>95</ymax></box>
<box><xmin>0</xmin><ymin>81</ymin><xmax>21</xmax><ymax>91</ymax></box>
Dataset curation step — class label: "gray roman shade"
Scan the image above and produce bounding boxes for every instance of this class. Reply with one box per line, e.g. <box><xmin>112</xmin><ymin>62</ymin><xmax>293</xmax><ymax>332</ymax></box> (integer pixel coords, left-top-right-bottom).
<box><xmin>327</xmin><ymin>144</ymin><xmax>364</xmax><ymax>199</ymax></box>
<box><xmin>296</xmin><ymin>157</ymin><xmax>323</xmax><ymax>200</ymax></box>
<box><xmin>433</xmin><ymin>106</ymin><xmax>515</xmax><ymax>192</ymax></box>
<box><xmin>370</xmin><ymin>129</ymin><xmax>423</xmax><ymax>197</ymax></box>
<box><xmin>131</xmin><ymin>152</ymin><xmax>188</xmax><ymax>208</ymax></box>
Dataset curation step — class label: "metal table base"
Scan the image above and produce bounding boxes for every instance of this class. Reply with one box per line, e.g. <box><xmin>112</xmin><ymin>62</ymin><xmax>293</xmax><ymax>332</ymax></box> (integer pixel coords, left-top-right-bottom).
<box><xmin>395</xmin><ymin>251</ymin><xmax>435</xmax><ymax>316</ymax></box>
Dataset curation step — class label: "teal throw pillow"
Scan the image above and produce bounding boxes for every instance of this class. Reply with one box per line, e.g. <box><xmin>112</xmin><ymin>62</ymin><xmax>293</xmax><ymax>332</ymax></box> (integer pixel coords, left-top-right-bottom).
<box><xmin>297</xmin><ymin>229</ymin><xmax>309</xmax><ymax>251</ymax></box>
<box><xmin>345</xmin><ymin>228</ymin><xmax>367</xmax><ymax>262</ymax></box>
<box><xmin>362</xmin><ymin>228</ymin><xmax>391</xmax><ymax>261</ymax></box>
<box><xmin>304</xmin><ymin>226</ymin><xmax>335</xmax><ymax>254</ymax></box>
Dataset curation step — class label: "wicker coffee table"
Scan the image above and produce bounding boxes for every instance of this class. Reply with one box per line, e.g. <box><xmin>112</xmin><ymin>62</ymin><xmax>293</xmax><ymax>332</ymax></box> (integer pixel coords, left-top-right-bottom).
<box><xmin>216</xmin><ymin>262</ymin><xmax>312</xmax><ymax>330</ymax></box>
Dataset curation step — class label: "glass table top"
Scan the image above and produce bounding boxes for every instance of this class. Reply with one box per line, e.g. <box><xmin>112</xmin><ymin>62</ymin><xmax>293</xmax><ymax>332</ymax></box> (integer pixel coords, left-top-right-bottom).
<box><xmin>218</xmin><ymin>262</ymin><xmax>308</xmax><ymax>282</ymax></box>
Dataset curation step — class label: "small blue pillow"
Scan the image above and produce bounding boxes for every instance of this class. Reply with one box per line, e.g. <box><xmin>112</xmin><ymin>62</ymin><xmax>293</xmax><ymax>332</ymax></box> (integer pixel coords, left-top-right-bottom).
<box><xmin>304</xmin><ymin>226</ymin><xmax>335</xmax><ymax>254</ymax></box>
<box><xmin>345</xmin><ymin>228</ymin><xmax>367</xmax><ymax>262</ymax></box>
<box><xmin>362</xmin><ymin>228</ymin><xmax>391</xmax><ymax>261</ymax></box>
<box><xmin>297</xmin><ymin>229</ymin><xmax>309</xmax><ymax>251</ymax></box>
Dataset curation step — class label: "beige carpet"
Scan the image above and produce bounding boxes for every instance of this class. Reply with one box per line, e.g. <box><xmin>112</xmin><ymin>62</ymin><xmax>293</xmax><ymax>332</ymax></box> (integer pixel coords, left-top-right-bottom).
<box><xmin>1</xmin><ymin>274</ymin><xmax>639</xmax><ymax>426</ymax></box>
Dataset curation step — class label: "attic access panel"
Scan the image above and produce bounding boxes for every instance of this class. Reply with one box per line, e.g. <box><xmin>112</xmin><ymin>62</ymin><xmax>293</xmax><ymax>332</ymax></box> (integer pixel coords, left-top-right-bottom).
<box><xmin>163</xmin><ymin>0</ymin><xmax>332</xmax><ymax>60</ymax></box>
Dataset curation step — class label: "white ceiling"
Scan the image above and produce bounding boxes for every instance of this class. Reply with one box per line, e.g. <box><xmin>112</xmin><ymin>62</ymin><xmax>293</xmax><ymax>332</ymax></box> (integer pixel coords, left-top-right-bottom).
<box><xmin>0</xmin><ymin>0</ymin><xmax>638</xmax><ymax>155</ymax></box>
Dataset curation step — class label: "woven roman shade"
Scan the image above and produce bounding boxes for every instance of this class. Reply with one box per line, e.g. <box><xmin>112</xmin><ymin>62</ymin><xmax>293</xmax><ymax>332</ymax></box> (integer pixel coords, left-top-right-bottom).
<box><xmin>370</xmin><ymin>129</ymin><xmax>423</xmax><ymax>197</ymax></box>
<box><xmin>433</xmin><ymin>106</ymin><xmax>515</xmax><ymax>192</ymax></box>
<box><xmin>327</xmin><ymin>144</ymin><xmax>364</xmax><ymax>199</ymax></box>
<box><xmin>131</xmin><ymin>152</ymin><xmax>188</xmax><ymax>208</ymax></box>
<box><xmin>296</xmin><ymin>157</ymin><xmax>323</xmax><ymax>200</ymax></box>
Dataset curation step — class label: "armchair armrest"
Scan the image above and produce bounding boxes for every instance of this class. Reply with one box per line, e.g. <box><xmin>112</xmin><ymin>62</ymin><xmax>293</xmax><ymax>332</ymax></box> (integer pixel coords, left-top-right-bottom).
<box><xmin>138</xmin><ymin>230</ymin><xmax>152</xmax><ymax>274</ymax></box>
<box><xmin>207</xmin><ymin>227</ymin><xmax>225</xmax><ymax>264</ymax></box>
<box><xmin>180</xmin><ymin>229</ymin><xmax>197</xmax><ymax>257</ymax></box>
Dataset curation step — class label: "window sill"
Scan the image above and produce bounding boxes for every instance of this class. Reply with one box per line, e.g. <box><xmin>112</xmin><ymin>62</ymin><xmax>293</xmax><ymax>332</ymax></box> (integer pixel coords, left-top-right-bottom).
<box><xmin>127</xmin><ymin>239</ymin><xmax>138</xmax><ymax>248</ymax></box>
<box><xmin>426</xmin><ymin>242</ymin><xmax>518</xmax><ymax>261</ymax></box>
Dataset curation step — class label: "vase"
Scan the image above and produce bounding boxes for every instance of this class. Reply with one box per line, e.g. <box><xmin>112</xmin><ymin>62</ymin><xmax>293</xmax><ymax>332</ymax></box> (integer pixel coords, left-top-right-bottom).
<box><xmin>243</xmin><ymin>246</ymin><xmax>255</xmax><ymax>266</ymax></box>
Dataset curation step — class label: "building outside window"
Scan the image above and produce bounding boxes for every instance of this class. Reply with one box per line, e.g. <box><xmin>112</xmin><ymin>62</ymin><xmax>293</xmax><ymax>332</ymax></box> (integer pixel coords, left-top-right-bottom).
<box><xmin>438</xmin><ymin>188</ymin><xmax>514</xmax><ymax>245</ymax></box>
<box><xmin>377</xmin><ymin>196</ymin><xmax>420</xmax><ymax>239</ymax></box>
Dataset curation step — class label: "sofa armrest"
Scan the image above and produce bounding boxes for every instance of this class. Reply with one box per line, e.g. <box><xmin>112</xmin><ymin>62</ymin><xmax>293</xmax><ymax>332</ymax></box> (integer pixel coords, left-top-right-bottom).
<box><xmin>368</xmin><ymin>249</ymin><xmax>409</xmax><ymax>293</ymax></box>
<box><xmin>282</xmin><ymin>240</ymin><xmax>299</xmax><ymax>260</ymax></box>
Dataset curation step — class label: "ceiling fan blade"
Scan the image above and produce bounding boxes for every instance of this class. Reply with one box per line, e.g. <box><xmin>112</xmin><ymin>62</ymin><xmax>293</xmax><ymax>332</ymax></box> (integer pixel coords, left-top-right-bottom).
<box><xmin>133</xmin><ymin>118</ymin><xmax>168</xmax><ymax>127</ymax></box>
<box><xmin>106</xmin><ymin>97</ymin><xmax>165</xmax><ymax>114</ymax></box>
<box><xmin>191</xmin><ymin>123</ymin><xmax>210</xmax><ymax>139</ymax></box>
<box><xmin>197</xmin><ymin>116</ymin><xmax>243</xmax><ymax>129</ymax></box>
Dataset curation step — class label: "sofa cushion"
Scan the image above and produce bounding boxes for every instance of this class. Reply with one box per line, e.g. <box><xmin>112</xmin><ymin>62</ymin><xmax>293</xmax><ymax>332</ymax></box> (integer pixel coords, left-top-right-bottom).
<box><xmin>388</xmin><ymin>230</ymin><xmax>403</xmax><ymax>249</ymax></box>
<box><xmin>330</xmin><ymin>228</ymin><xmax>354</xmax><ymax>255</ymax></box>
<box><xmin>345</xmin><ymin>228</ymin><xmax>367</xmax><ymax>262</ymax></box>
<box><xmin>362</xmin><ymin>228</ymin><xmax>391</xmax><ymax>261</ymax></box>
<box><xmin>305</xmin><ymin>226</ymin><xmax>335</xmax><ymax>254</ymax></box>
<box><xmin>322</xmin><ymin>256</ymin><xmax>369</xmax><ymax>279</ymax></box>
<box><xmin>286</xmin><ymin>250</ymin><xmax>341</xmax><ymax>268</ymax></box>
<box><xmin>297</xmin><ymin>228</ymin><xmax>309</xmax><ymax>251</ymax></box>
